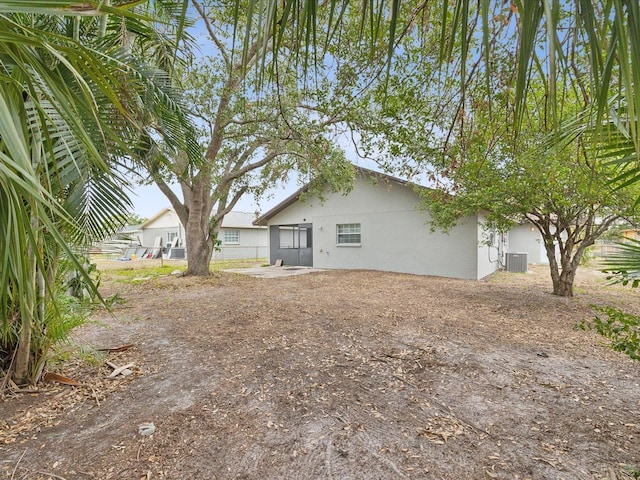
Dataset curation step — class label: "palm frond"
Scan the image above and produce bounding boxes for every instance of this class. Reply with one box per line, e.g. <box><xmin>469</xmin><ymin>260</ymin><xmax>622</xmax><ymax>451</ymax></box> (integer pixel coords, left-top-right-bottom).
<box><xmin>602</xmin><ymin>238</ymin><xmax>640</xmax><ymax>286</ymax></box>
<box><xmin>0</xmin><ymin>0</ymin><xmax>146</xmax><ymax>16</ymax></box>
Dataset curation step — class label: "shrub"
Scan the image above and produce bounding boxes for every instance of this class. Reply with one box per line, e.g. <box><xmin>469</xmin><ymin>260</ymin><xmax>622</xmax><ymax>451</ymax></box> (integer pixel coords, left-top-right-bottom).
<box><xmin>577</xmin><ymin>306</ymin><xmax>640</xmax><ymax>360</ymax></box>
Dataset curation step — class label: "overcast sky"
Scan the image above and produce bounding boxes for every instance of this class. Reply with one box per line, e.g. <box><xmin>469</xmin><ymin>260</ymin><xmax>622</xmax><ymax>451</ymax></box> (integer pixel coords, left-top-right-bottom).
<box><xmin>129</xmin><ymin>179</ymin><xmax>297</xmax><ymax>219</ymax></box>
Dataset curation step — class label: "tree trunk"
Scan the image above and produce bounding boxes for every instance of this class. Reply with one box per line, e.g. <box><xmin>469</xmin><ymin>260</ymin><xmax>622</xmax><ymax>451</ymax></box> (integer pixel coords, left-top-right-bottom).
<box><xmin>184</xmin><ymin>215</ymin><xmax>215</xmax><ymax>276</ymax></box>
<box><xmin>175</xmin><ymin>176</ymin><xmax>217</xmax><ymax>277</ymax></box>
<box><xmin>553</xmin><ymin>267</ymin><xmax>576</xmax><ymax>297</ymax></box>
<box><xmin>554</xmin><ymin>246</ymin><xmax>587</xmax><ymax>297</ymax></box>
<box><xmin>13</xmin><ymin>265</ymin><xmax>38</xmax><ymax>386</ymax></box>
<box><xmin>13</xmin><ymin>309</ymin><xmax>33</xmax><ymax>385</ymax></box>
<box><xmin>543</xmin><ymin>234</ymin><xmax>585</xmax><ymax>298</ymax></box>
<box><xmin>542</xmin><ymin>235</ymin><xmax>577</xmax><ymax>297</ymax></box>
<box><xmin>184</xmin><ymin>232</ymin><xmax>215</xmax><ymax>276</ymax></box>
<box><xmin>543</xmin><ymin>238</ymin><xmax>562</xmax><ymax>294</ymax></box>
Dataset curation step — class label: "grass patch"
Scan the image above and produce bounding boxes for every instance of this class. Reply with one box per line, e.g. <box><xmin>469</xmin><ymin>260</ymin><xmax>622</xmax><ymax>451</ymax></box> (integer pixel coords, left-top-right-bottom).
<box><xmin>48</xmin><ymin>343</ymin><xmax>106</xmax><ymax>370</ymax></box>
<box><xmin>102</xmin><ymin>265</ymin><xmax>183</xmax><ymax>283</ymax></box>
<box><xmin>97</xmin><ymin>258</ymin><xmax>265</xmax><ymax>283</ymax></box>
<box><xmin>210</xmin><ymin>258</ymin><xmax>266</xmax><ymax>271</ymax></box>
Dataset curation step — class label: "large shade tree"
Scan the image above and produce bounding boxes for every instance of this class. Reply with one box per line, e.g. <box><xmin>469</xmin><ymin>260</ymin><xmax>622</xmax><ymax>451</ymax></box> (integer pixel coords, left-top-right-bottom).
<box><xmin>144</xmin><ymin>0</ymin><xmax>431</xmax><ymax>276</ymax></box>
<box><xmin>423</xmin><ymin>136</ymin><xmax>639</xmax><ymax>297</ymax></box>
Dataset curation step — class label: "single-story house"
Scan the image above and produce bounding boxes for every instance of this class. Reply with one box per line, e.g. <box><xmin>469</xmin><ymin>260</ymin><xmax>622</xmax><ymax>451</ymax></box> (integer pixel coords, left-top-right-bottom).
<box><xmin>140</xmin><ymin>208</ymin><xmax>268</xmax><ymax>260</ymax></box>
<box><xmin>254</xmin><ymin>167</ymin><xmax>519</xmax><ymax>280</ymax></box>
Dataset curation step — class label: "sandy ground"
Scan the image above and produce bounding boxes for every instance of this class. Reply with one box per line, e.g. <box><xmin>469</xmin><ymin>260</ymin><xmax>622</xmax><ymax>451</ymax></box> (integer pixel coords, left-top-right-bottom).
<box><xmin>1</xmin><ymin>265</ymin><xmax>639</xmax><ymax>480</ymax></box>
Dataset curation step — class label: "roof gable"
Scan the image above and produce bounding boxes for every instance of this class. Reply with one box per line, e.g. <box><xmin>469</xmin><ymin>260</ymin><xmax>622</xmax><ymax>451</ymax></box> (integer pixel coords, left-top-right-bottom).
<box><xmin>139</xmin><ymin>208</ymin><xmax>176</xmax><ymax>229</ymax></box>
<box><xmin>253</xmin><ymin>166</ymin><xmax>421</xmax><ymax>226</ymax></box>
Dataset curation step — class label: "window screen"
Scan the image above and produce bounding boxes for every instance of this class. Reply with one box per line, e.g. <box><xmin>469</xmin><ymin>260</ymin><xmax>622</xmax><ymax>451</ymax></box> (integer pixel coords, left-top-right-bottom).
<box><xmin>337</xmin><ymin>223</ymin><xmax>361</xmax><ymax>244</ymax></box>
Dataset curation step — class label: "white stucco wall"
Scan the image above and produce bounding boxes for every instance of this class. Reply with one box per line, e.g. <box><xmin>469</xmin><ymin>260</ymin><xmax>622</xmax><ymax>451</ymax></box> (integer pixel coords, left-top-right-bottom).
<box><xmin>267</xmin><ymin>175</ymin><xmax>499</xmax><ymax>280</ymax></box>
<box><xmin>476</xmin><ymin>213</ymin><xmax>502</xmax><ymax>280</ymax></box>
<box><xmin>141</xmin><ymin>226</ymin><xmax>183</xmax><ymax>248</ymax></box>
<box><xmin>147</xmin><ymin>210</ymin><xmax>180</xmax><ymax>229</ymax></box>
<box><xmin>140</xmin><ymin>210</ymin><xmax>267</xmax><ymax>260</ymax></box>
<box><xmin>213</xmin><ymin>227</ymin><xmax>268</xmax><ymax>260</ymax></box>
<box><xmin>141</xmin><ymin>210</ymin><xmax>184</xmax><ymax>248</ymax></box>
<box><xmin>508</xmin><ymin>223</ymin><xmax>547</xmax><ymax>264</ymax></box>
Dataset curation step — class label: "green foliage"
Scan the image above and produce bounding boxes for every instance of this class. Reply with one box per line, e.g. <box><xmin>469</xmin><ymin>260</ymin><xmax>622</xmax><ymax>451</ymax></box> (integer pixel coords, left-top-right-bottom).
<box><xmin>579</xmin><ymin>247</ymin><xmax>595</xmax><ymax>267</ymax></box>
<box><xmin>623</xmin><ymin>465</ymin><xmax>640</xmax><ymax>479</ymax></box>
<box><xmin>62</xmin><ymin>257</ymin><xmax>100</xmax><ymax>301</ymax></box>
<box><xmin>102</xmin><ymin>265</ymin><xmax>185</xmax><ymax>283</ymax></box>
<box><xmin>42</xmin><ymin>294</ymin><xmax>90</xmax><ymax>348</ymax></box>
<box><xmin>577</xmin><ymin>306</ymin><xmax>640</xmax><ymax>361</ymax></box>
<box><xmin>599</xmin><ymin>224</ymin><xmax>627</xmax><ymax>241</ymax></box>
<box><xmin>3</xmin><ymin>291</ymin><xmax>91</xmax><ymax>381</ymax></box>
<box><xmin>99</xmin><ymin>258</ymin><xmax>262</xmax><ymax>283</ymax></box>
<box><xmin>48</xmin><ymin>343</ymin><xmax>106</xmax><ymax>371</ymax></box>
<box><xmin>127</xmin><ymin>214</ymin><xmax>148</xmax><ymax>225</ymax></box>
<box><xmin>209</xmin><ymin>258</ymin><xmax>266</xmax><ymax>271</ymax></box>
<box><xmin>239</xmin><ymin>0</ymin><xmax>640</xmax><ymax>165</ymax></box>
<box><xmin>602</xmin><ymin>238</ymin><xmax>640</xmax><ymax>287</ymax></box>
<box><xmin>0</xmin><ymin>2</ymin><xmax>194</xmax><ymax>384</ymax></box>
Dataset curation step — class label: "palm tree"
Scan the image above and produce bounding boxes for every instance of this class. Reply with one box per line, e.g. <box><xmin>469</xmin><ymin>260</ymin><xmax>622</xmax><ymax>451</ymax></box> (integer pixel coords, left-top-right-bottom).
<box><xmin>0</xmin><ymin>1</ymin><xmax>191</xmax><ymax>385</ymax></box>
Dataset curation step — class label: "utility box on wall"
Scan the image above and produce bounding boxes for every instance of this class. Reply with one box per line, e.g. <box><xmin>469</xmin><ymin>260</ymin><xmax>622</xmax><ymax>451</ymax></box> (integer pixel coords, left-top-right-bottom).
<box><xmin>506</xmin><ymin>252</ymin><xmax>528</xmax><ymax>273</ymax></box>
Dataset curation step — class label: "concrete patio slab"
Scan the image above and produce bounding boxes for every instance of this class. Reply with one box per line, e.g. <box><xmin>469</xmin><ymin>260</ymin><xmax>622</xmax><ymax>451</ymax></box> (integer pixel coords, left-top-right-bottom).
<box><xmin>224</xmin><ymin>266</ymin><xmax>325</xmax><ymax>278</ymax></box>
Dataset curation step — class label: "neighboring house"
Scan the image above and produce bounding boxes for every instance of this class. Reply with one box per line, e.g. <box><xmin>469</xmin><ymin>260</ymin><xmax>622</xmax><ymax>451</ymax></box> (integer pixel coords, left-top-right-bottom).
<box><xmin>254</xmin><ymin>167</ymin><xmax>513</xmax><ymax>280</ymax></box>
<box><xmin>140</xmin><ymin>208</ymin><xmax>268</xmax><ymax>260</ymax></box>
<box><xmin>621</xmin><ymin>228</ymin><xmax>640</xmax><ymax>241</ymax></box>
<box><xmin>213</xmin><ymin>211</ymin><xmax>269</xmax><ymax>260</ymax></box>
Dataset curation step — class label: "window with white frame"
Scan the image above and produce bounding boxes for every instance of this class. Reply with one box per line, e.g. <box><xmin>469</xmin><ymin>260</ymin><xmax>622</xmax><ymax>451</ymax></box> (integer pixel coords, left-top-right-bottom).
<box><xmin>223</xmin><ymin>229</ymin><xmax>240</xmax><ymax>244</ymax></box>
<box><xmin>336</xmin><ymin>223</ymin><xmax>361</xmax><ymax>245</ymax></box>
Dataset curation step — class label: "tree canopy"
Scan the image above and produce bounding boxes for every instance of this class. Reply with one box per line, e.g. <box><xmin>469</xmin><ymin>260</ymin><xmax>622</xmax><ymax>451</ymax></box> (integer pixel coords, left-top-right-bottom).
<box><xmin>238</xmin><ymin>0</ymin><xmax>640</xmax><ymax>156</ymax></box>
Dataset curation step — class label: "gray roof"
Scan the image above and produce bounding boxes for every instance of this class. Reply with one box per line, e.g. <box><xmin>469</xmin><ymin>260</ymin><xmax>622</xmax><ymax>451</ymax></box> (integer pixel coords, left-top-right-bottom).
<box><xmin>141</xmin><ymin>208</ymin><xmax>265</xmax><ymax>230</ymax></box>
<box><xmin>222</xmin><ymin>211</ymin><xmax>265</xmax><ymax>229</ymax></box>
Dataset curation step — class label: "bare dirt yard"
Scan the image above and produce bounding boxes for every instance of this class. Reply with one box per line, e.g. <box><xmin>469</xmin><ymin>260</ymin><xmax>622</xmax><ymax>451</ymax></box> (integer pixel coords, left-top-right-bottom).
<box><xmin>1</xmin><ymin>264</ymin><xmax>640</xmax><ymax>479</ymax></box>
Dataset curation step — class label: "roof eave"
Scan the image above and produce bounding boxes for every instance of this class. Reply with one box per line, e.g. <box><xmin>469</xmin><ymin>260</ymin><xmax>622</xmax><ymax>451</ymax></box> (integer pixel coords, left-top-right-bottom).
<box><xmin>253</xmin><ymin>184</ymin><xmax>311</xmax><ymax>225</ymax></box>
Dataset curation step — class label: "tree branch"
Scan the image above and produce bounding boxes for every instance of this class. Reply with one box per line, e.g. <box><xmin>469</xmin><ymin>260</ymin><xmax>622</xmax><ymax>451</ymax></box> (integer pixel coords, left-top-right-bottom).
<box><xmin>221</xmin><ymin>150</ymin><xmax>285</xmax><ymax>187</ymax></box>
<box><xmin>153</xmin><ymin>174</ymin><xmax>189</xmax><ymax>221</ymax></box>
<box><xmin>213</xmin><ymin>186</ymin><xmax>248</xmax><ymax>223</ymax></box>
<box><xmin>191</xmin><ymin>0</ymin><xmax>231</xmax><ymax>69</ymax></box>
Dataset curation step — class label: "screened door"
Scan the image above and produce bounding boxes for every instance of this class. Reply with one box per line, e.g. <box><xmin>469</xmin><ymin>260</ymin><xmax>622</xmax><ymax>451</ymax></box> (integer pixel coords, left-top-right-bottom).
<box><xmin>269</xmin><ymin>223</ymin><xmax>313</xmax><ymax>266</ymax></box>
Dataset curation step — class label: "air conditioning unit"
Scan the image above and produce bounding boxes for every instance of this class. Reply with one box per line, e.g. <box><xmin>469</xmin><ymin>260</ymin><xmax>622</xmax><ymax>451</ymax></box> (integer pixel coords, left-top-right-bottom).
<box><xmin>506</xmin><ymin>252</ymin><xmax>528</xmax><ymax>273</ymax></box>
<box><xmin>168</xmin><ymin>247</ymin><xmax>186</xmax><ymax>259</ymax></box>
